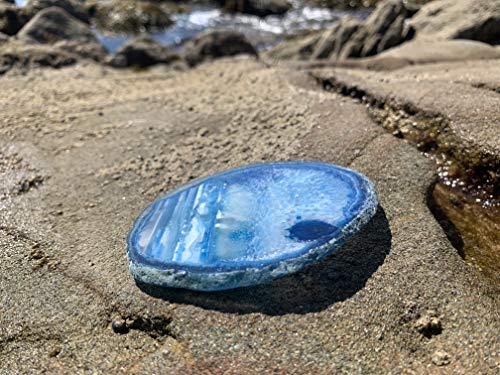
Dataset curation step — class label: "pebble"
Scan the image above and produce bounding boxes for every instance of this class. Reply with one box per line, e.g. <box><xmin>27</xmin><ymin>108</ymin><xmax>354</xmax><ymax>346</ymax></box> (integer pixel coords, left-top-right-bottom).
<box><xmin>414</xmin><ymin>311</ymin><xmax>443</xmax><ymax>338</ymax></box>
<box><xmin>432</xmin><ymin>350</ymin><xmax>451</xmax><ymax>366</ymax></box>
<box><xmin>111</xmin><ymin>319</ymin><xmax>128</xmax><ymax>334</ymax></box>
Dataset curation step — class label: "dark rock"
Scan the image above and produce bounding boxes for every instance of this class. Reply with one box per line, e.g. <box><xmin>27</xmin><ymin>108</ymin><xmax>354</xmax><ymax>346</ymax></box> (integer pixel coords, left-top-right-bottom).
<box><xmin>341</xmin><ymin>0</ymin><xmax>415</xmax><ymax>59</ymax></box>
<box><xmin>0</xmin><ymin>0</ymin><xmax>15</xmax><ymax>4</ymax></box>
<box><xmin>265</xmin><ymin>31</ymin><xmax>322</xmax><ymax>61</ymax></box>
<box><xmin>106</xmin><ymin>35</ymin><xmax>182</xmax><ymax>68</ymax></box>
<box><xmin>308</xmin><ymin>0</ymin><xmax>430</xmax><ymax>10</ymax></box>
<box><xmin>184</xmin><ymin>30</ymin><xmax>257</xmax><ymax>67</ymax></box>
<box><xmin>218</xmin><ymin>0</ymin><xmax>291</xmax><ymax>17</ymax></box>
<box><xmin>0</xmin><ymin>3</ymin><xmax>31</xmax><ymax>35</ymax></box>
<box><xmin>55</xmin><ymin>39</ymin><xmax>107</xmax><ymax>62</ymax></box>
<box><xmin>24</xmin><ymin>0</ymin><xmax>90</xmax><ymax>24</ymax></box>
<box><xmin>111</xmin><ymin>319</ymin><xmax>129</xmax><ymax>334</ymax></box>
<box><xmin>92</xmin><ymin>0</ymin><xmax>173</xmax><ymax>35</ymax></box>
<box><xmin>266</xmin><ymin>0</ymin><xmax>415</xmax><ymax>61</ymax></box>
<box><xmin>17</xmin><ymin>7</ymin><xmax>97</xmax><ymax>44</ymax></box>
<box><xmin>410</xmin><ymin>0</ymin><xmax>500</xmax><ymax>45</ymax></box>
<box><xmin>377</xmin><ymin>15</ymin><xmax>410</xmax><ymax>53</ymax></box>
<box><xmin>0</xmin><ymin>41</ymin><xmax>77</xmax><ymax>75</ymax></box>
<box><xmin>311</xmin><ymin>17</ymin><xmax>362</xmax><ymax>60</ymax></box>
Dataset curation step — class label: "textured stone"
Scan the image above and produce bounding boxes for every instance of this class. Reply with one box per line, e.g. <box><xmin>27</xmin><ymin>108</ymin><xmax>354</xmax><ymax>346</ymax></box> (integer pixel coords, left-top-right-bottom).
<box><xmin>90</xmin><ymin>0</ymin><xmax>173</xmax><ymax>35</ymax></box>
<box><xmin>24</xmin><ymin>0</ymin><xmax>90</xmax><ymax>24</ymax></box>
<box><xmin>106</xmin><ymin>35</ymin><xmax>182</xmax><ymax>68</ymax></box>
<box><xmin>409</xmin><ymin>0</ymin><xmax>500</xmax><ymax>45</ymax></box>
<box><xmin>217</xmin><ymin>0</ymin><xmax>291</xmax><ymax>17</ymax></box>
<box><xmin>17</xmin><ymin>7</ymin><xmax>96</xmax><ymax>44</ymax></box>
<box><xmin>184</xmin><ymin>30</ymin><xmax>257</xmax><ymax>67</ymax></box>
<box><xmin>127</xmin><ymin>162</ymin><xmax>377</xmax><ymax>291</ymax></box>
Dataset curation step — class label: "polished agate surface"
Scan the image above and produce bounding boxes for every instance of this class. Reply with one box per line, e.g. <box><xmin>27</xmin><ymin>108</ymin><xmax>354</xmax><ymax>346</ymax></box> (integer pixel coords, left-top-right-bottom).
<box><xmin>127</xmin><ymin>161</ymin><xmax>378</xmax><ymax>291</ymax></box>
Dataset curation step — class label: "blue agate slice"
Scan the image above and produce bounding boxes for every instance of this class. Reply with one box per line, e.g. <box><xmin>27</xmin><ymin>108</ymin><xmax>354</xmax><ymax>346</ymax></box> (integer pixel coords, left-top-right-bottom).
<box><xmin>127</xmin><ymin>161</ymin><xmax>378</xmax><ymax>291</ymax></box>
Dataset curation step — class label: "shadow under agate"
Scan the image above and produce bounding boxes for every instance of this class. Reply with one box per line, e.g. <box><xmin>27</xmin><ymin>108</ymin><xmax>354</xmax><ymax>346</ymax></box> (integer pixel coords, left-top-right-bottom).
<box><xmin>137</xmin><ymin>206</ymin><xmax>391</xmax><ymax>316</ymax></box>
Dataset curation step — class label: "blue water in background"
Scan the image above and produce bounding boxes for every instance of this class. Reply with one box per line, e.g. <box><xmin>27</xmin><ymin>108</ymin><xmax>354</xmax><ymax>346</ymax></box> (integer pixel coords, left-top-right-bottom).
<box><xmin>13</xmin><ymin>1</ymin><xmax>369</xmax><ymax>53</ymax></box>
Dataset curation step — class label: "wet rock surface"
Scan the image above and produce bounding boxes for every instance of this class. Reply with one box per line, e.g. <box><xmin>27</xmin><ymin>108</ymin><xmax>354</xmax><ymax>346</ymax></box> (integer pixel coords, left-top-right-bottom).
<box><xmin>311</xmin><ymin>60</ymin><xmax>500</xmax><ymax>190</ymax></box>
<box><xmin>0</xmin><ymin>57</ymin><xmax>498</xmax><ymax>372</ymax></box>
<box><xmin>184</xmin><ymin>30</ymin><xmax>257</xmax><ymax>66</ymax></box>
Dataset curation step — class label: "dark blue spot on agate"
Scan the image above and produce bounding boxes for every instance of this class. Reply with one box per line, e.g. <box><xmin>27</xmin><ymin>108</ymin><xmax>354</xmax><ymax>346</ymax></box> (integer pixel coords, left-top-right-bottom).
<box><xmin>127</xmin><ymin>161</ymin><xmax>378</xmax><ymax>291</ymax></box>
<box><xmin>287</xmin><ymin>220</ymin><xmax>338</xmax><ymax>242</ymax></box>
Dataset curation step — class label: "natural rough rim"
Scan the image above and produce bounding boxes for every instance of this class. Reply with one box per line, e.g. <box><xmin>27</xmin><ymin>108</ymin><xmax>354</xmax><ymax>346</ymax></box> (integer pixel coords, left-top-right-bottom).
<box><xmin>127</xmin><ymin>161</ymin><xmax>378</xmax><ymax>291</ymax></box>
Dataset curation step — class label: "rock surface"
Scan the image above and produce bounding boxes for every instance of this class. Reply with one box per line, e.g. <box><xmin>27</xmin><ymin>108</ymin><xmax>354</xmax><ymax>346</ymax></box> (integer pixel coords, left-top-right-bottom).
<box><xmin>17</xmin><ymin>6</ymin><xmax>96</xmax><ymax>44</ymax></box>
<box><xmin>91</xmin><ymin>0</ymin><xmax>173</xmax><ymax>35</ymax></box>
<box><xmin>0</xmin><ymin>40</ymin><xmax>77</xmax><ymax>74</ymax></box>
<box><xmin>266</xmin><ymin>0</ymin><xmax>415</xmax><ymax>61</ymax></box>
<box><xmin>0</xmin><ymin>3</ymin><xmax>31</xmax><ymax>35</ymax></box>
<box><xmin>24</xmin><ymin>0</ymin><xmax>90</xmax><ymax>24</ymax></box>
<box><xmin>0</xmin><ymin>56</ymin><xmax>498</xmax><ymax>373</ymax></box>
<box><xmin>107</xmin><ymin>35</ymin><xmax>182</xmax><ymax>68</ymax></box>
<box><xmin>311</xmin><ymin>17</ymin><xmax>362</xmax><ymax>60</ymax></box>
<box><xmin>54</xmin><ymin>39</ymin><xmax>107</xmax><ymax>62</ymax></box>
<box><xmin>410</xmin><ymin>0</ymin><xmax>500</xmax><ymax>45</ymax></box>
<box><xmin>338</xmin><ymin>39</ymin><xmax>500</xmax><ymax>70</ymax></box>
<box><xmin>218</xmin><ymin>0</ymin><xmax>291</xmax><ymax>17</ymax></box>
<box><xmin>184</xmin><ymin>30</ymin><xmax>258</xmax><ymax>66</ymax></box>
<box><xmin>311</xmin><ymin>59</ymin><xmax>500</xmax><ymax>189</ymax></box>
<box><xmin>338</xmin><ymin>0</ymin><xmax>415</xmax><ymax>59</ymax></box>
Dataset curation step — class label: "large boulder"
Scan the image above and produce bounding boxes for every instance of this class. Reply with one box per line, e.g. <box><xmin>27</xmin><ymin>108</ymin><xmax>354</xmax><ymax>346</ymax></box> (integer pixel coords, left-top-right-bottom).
<box><xmin>339</xmin><ymin>0</ymin><xmax>415</xmax><ymax>59</ymax></box>
<box><xmin>311</xmin><ymin>17</ymin><xmax>362</xmax><ymax>59</ymax></box>
<box><xmin>24</xmin><ymin>0</ymin><xmax>90</xmax><ymax>24</ymax></box>
<box><xmin>184</xmin><ymin>30</ymin><xmax>258</xmax><ymax>67</ymax></box>
<box><xmin>106</xmin><ymin>35</ymin><xmax>182</xmax><ymax>68</ymax></box>
<box><xmin>217</xmin><ymin>0</ymin><xmax>291</xmax><ymax>17</ymax></box>
<box><xmin>16</xmin><ymin>7</ymin><xmax>106</xmax><ymax>62</ymax></box>
<box><xmin>265</xmin><ymin>31</ymin><xmax>323</xmax><ymax>61</ymax></box>
<box><xmin>91</xmin><ymin>0</ymin><xmax>173</xmax><ymax>35</ymax></box>
<box><xmin>0</xmin><ymin>3</ymin><xmax>31</xmax><ymax>35</ymax></box>
<box><xmin>17</xmin><ymin>7</ymin><xmax>96</xmax><ymax>44</ymax></box>
<box><xmin>266</xmin><ymin>0</ymin><xmax>416</xmax><ymax>61</ymax></box>
<box><xmin>410</xmin><ymin>0</ymin><xmax>500</xmax><ymax>45</ymax></box>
